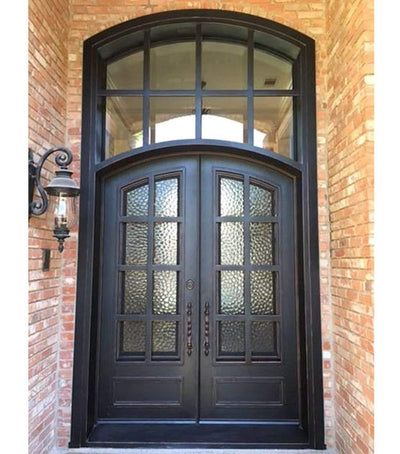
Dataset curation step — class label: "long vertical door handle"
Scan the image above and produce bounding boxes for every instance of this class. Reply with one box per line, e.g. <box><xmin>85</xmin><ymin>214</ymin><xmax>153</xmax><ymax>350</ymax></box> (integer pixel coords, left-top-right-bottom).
<box><xmin>204</xmin><ymin>302</ymin><xmax>210</xmax><ymax>356</ymax></box>
<box><xmin>186</xmin><ymin>302</ymin><xmax>193</xmax><ymax>356</ymax></box>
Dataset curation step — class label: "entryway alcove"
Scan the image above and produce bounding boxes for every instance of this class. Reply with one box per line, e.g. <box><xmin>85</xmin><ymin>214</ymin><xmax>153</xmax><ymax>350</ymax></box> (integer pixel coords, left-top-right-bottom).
<box><xmin>70</xmin><ymin>10</ymin><xmax>324</xmax><ymax>450</ymax></box>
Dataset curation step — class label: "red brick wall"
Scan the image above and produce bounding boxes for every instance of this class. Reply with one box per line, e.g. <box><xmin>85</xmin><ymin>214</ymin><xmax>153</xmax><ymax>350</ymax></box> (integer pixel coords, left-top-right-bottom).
<box><xmin>326</xmin><ymin>0</ymin><xmax>374</xmax><ymax>453</ymax></box>
<box><xmin>28</xmin><ymin>0</ymin><xmax>70</xmax><ymax>453</ymax></box>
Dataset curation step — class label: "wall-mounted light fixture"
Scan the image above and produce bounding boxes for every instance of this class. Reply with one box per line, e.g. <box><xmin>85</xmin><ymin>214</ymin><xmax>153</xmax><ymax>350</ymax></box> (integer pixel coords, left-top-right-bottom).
<box><xmin>29</xmin><ymin>147</ymin><xmax>80</xmax><ymax>253</ymax></box>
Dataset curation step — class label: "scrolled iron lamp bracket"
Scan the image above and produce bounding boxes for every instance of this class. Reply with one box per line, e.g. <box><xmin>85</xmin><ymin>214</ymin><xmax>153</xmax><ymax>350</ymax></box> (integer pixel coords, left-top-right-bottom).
<box><xmin>29</xmin><ymin>147</ymin><xmax>80</xmax><ymax>253</ymax></box>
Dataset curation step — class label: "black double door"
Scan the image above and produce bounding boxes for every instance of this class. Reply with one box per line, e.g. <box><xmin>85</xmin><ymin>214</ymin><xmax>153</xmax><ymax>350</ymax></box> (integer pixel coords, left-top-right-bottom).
<box><xmin>98</xmin><ymin>153</ymin><xmax>299</xmax><ymax>425</ymax></box>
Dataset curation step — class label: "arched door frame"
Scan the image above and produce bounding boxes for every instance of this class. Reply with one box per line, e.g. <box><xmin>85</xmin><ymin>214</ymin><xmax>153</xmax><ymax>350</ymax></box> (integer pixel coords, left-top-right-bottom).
<box><xmin>70</xmin><ymin>10</ymin><xmax>324</xmax><ymax>449</ymax></box>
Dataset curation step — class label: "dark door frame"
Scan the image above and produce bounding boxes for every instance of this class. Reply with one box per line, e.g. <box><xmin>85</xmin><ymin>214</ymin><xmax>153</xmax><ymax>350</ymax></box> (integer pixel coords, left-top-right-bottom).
<box><xmin>69</xmin><ymin>9</ymin><xmax>325</xmax><ymax>449</ymax></box>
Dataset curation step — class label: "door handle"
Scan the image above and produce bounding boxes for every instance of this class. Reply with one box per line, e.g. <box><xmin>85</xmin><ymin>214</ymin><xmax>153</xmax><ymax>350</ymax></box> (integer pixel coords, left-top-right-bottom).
<box><xmin>204</xmin><ymin>302</ymin><xmax>210</xmax><ymax>356</ymax></box>
<box><xmin>186</xmin><ymin>302</ymin><xmax>193</xmax><ymax>356</ymax></box>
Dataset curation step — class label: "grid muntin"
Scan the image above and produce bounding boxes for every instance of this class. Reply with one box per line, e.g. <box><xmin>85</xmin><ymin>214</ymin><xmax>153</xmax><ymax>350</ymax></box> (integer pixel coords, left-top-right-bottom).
<box><xmin>117</xmin><ymin>172</ymin><xmax>183</xmax><ymax>362</ymax></box>
<box><xmin>99</xmin><ymin>24</ymin><xmax>297</xmax><ymax>158</ymax></box>
<box><xmin>215</xmin><ymin>172</ymin><xmax>281</xmax><ymax>362</ymax></box>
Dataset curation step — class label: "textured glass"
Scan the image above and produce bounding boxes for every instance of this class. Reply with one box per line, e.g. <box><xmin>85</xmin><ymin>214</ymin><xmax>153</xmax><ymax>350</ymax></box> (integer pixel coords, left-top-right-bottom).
<box><xmin>251</xmin><ymin>271</ymin><xmax>275</xmax><ymax>315</ymax></box>
<box><xmin>126</xmin><ymin>184</ymin><xmax>149</xmax><ymax>216</ymax></box>
<box><xmin>125</xmin><ymin>223</ymin><xmax>148</xmax><ymax>264</ymax></box>
<box><xmin>220</xmin><ymin>178</ymin><xmax>244</xmax><ymax>216</ymax></box>
<box><xmin>219</xmin><ymin>321</ymin><xmax>245</xmax><ymax>355</ymax></box>
<box><xmin>149</xmin><ymin>97</ymin><xmax>195</xmax><ymax>143</ymax></box>
<box><xmin>253</xmin><ymin>97</ymin><xmax>293</xmax><ymax>158</ymax></box>
<box><xmin>202</xmin><ymin>97</ymin><xmax>247</xmax><ymax>143</ymax></box>
<box><xmin>202</xmin><ymin>41</ymin><xmax>247</xmax><ymax>90</ymax></box>
<box><xmin>219</xmin><ymin>271</ymin><xmax>244</xmax><ymax>315</ymax></box>
<box><xmin>123</xmin><ymin>271</ymin><xmax>147</xmax><ymax>314</ymax></box>
<box><xmin>150</xmin><ymin>42</ymin><xmax>195</xmax><ymax>89</ymax></box>
<box><xmin>155</xmin><ymin>178</ymin><xmax>179</xmax><ymax>217</ymax></box>
<box><xmin>251</xmin><ymin>321</ymin><xmax>276</xmax><ymax>355</ymax></box>
<box><xmin>152</xmin><ymin>321</ymin><xmax>178</xmax><ymax>353</ymax></box>
<box><xmin>254</xmin><ymin>48</ymin><xmax>292</xmax><ymax>90</ymax></box>
<box><xmin>106</xmin><ymin>51</ymin><xmax>144</xmax><ymax>89</ymax></box>
<box><xmin>154</xmin><ymin>222</ymin><xmax>178</xmax><ymax>265</ymax></box>
<box><xmin>250</xmin><ymin>223</ymin><xmax>274</xmax><ymax>265</ymax></box>
<box><xmin>121</xmin><ymin>321</ymin><xmax>145</xmax><ymax>354</ymax></box>
<box><xmin>105</xmin><ymin>97</ymin><xmax>143</xmax><ymax>158</ymax></box>
<box><xmin>152</xmin><ymin>271</ymin><xmax>177</xmax><ymax>314</ymax></box>
<box><xmin>220</xmin><ymin>222</ymin><xmax>244</xmax><ymax>265</ymax></box>
<box><xmin>250</xmin><ymin>184</ymin><xmax>274</xmax><ymax>217</ymax></box>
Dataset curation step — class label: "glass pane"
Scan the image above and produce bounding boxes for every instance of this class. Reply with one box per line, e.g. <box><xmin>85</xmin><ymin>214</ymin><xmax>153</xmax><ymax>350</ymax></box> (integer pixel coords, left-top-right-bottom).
<box><xmin>154</xmin><ymin>222</ymin><xmax>178</xmax><ymax>265</ymax></box>
<box><xmin>150</xmin><ymin>42</ymin><xmax>195</xmax><ymax>89</ymax></box>
<box><xmin>105</xmin><ymin>97</ymin><xmax>143</xmax><ymax>158</ymax></box>
<box><xmin>121</xmin><ymin>321</ymin><xmax>145</xmax><ymax>356</ymax></box>
<box><xmin>150</xmin><ymin>97</ymin><xmax>195</xmax><ymax>143</ymax></box>
<box><xmin>202</xmin><ymin>41</ymin><xmax>247</xmax><ymax>90</ymax></box>
<box><xmin>220</xmin><ymin>222</ymin><xmax>244</xmax><ymax>265</ymax></box>
<box><xmin>254</xmin><ymin>49</ymin><xmax>292</xmax><ymax>90</ymax></box>
<box><xmin>219</xmin><ymin>321</ymin><xmax>245</xmax><ymax>356</ymax></box>
<box><xmin>106</xmin><ymin>51</ymin><xmax>144</xmax><ymax>89</ymax></box>
<box><xmin>122</xmin><ymin>271</ymin><xmax>147</xmax><ymax>314</ymax></box>
<box><xmin>251</xmin><ymin>321</ymin><xmax>277</xmax><ymax>356</ymax></box>
<box><xmin>250</xmin><ymin>184</ymin><xmax>274</xmax><ymax>217</ymax></box>
<box><xmin>254</xmin><ymin>97</ymin><xmax>294</xmax><ymax>158</ymax></box>
<box><xmin>219</xmin><ymin>271</ymin><xmax>244</xmax><ymax>315</ymax></box>
<box><xmin>220</xmin><ymin>177</ymin><xmax>244</xmax><ymax>217</ymax></box>
<box><xmin>202</xmin><ymin>97</ymin><xmax>247</xmax><ymax>142</ymax></box>
<box><xmin>125</xmin><ymin>183</ymin><xmax>149</xmax><ymax>216</ymax></box>
<box><xmin>155</xmin><ymin>178</ymin><xmax>179</xmax><ymax>217</ymax></box>
<box><xmin>125</xmin><ymin>223</ymin><xmax>148</xmax><ymax>264</ymax></box>
<box><xmin>250</xmin><ymin>222</ymin><xmax>274</xmax><ymax>265</ymax></box>
<box><xmin>152</xmin><ymin>321</ymin><xmax>178</xmax><ymax>354</ymax></box>
<box><xmin>152</xmin><ymin>271</ymin><xmax>177</xmax><ymax>314</ymax></box>
<box><xmin>251</xmin><ymin>271</ymin><xmax>275</xmax><ymax>315</ymax></box>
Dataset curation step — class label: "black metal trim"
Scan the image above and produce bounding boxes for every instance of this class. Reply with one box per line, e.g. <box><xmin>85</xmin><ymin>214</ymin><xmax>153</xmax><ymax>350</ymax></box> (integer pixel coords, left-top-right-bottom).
<box><xmin>70</xmin><ymin>9</ymin><xmax>324</xmax><ymax>450</ymax></box>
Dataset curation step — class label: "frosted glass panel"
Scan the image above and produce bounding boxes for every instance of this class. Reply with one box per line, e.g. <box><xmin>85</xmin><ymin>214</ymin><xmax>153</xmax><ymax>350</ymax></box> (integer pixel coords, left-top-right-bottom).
<box><xmin>125</xmin><ymin>223</ymin><xmax>148</xmax><ymax>264</ymax></box>
<box><xmin>251</xmin><ymin>321</ymin><xmax>277</xmax><ymax>356</ymax></box>
<box><xmin>220</xmin><ymin>222</ymin><xmax>244</xmax><ymax>265</ymax></box>
<box><xmin>152</xmin><ymin>321</ymin><xmax>178</xmax><ymax>354</ymax></box>
<box><xmin>155</xmin><ymin>178</ymin><xmax>179</xmax><ymax>217</ymax></box>
<box><xmin>154</xmin><ymin>222</ymin><xmax>178</xmax><ymax>264</ymax></box>
<box><xmin>126</xmin><ymin>183</ymin><xmax>149</xmax><ymax>216</ymax></box>
<box><xmin>152</xmin><ymin>271</ymin><xmax>177</xmax><ymax>314</ymax></box>
<box><xmin>122</xmin><ymin>271</ymin><xmax>147</xmax><ymax>314</ymax></box>
<box><xmin>220</xmin><ymin>178</ymin><xmax>244</xmax><ymax>216</ymax></box>
<box><xmin>219</xmin><ymin>321</ymin><xmax>245</xmax><ymax>355</ymax></box>
<box><xmin>250</xmin><ymin>184</ymin><xmax>274</xmax><ymax>216</ymax></box>
<box><xmin>250</xmin><ymin>222</ymin><xmax>274</xmax><ymax>265</ymax></box>
<box><xmin>121</xmin><ymin>321</ymin><xmax>145</xmax><ymax>355</ymax></box>
<box><xmin>219</xmin><ymin>271</ymin><xmax>244</xmax><ymax>315</ymax></box>
<box><xmin>251</xmin><ymin>271</ymin><xmax>275</xmax><ymax>315</ymax></box>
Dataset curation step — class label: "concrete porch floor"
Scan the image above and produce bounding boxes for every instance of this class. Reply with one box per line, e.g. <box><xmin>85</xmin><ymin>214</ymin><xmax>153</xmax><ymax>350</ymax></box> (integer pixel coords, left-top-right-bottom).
<box><xmin>63</xmin><ymin>449</ymin><xmax>335</xmax><ymax>454</ymax></box>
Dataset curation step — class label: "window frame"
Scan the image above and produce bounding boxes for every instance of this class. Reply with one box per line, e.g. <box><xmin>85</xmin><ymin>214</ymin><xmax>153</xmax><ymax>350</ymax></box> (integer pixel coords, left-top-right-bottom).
<box><xmin>97</xmin><ymin>23</ymin><xmax>300</xmax><ymax>160</ymax></box>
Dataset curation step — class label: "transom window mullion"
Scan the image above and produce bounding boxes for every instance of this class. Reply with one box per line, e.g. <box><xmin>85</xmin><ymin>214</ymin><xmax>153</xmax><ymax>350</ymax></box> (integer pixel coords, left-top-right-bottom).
<box><xmin>142</xmin><ymin>30</ymin><xmax>150</xmax><ymax>146</ymax></box>
<box><xmin>247</xmin><ymin>30</ymin><xmax>254</xmax><ymax>146</ymax></box>
<box><xmin>195</xmin><ymin>24</ymin><xmax>202</xmax><ymax>139</ymax></box>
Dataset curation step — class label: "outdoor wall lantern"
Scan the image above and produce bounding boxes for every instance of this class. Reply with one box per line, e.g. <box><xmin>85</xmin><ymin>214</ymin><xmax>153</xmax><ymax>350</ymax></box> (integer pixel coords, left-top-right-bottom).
<box><xmin>29</xmin><ymin>147</ymin><xmax>80</xmax><ymax>253</ymax></box>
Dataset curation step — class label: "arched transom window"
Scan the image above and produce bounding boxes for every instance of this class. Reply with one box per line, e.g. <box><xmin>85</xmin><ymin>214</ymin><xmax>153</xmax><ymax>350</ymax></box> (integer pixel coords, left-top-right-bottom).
<box><xmin>98</xmin><ymin>21</ymin><xmax>301</xmax><ymax>160</ymax></box>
